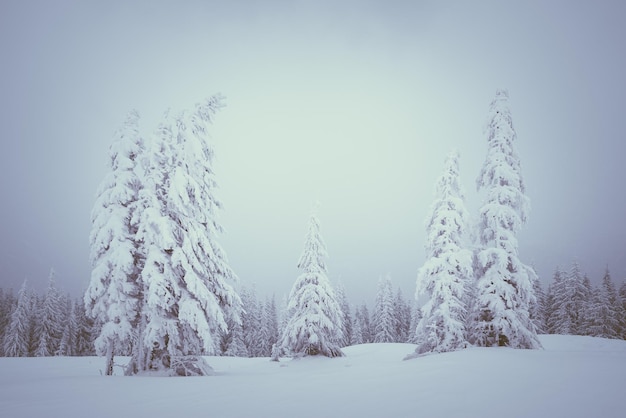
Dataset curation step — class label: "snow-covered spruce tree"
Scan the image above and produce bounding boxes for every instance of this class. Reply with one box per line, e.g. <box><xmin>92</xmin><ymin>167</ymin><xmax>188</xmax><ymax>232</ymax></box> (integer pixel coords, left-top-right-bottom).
<box><xmin>35</xmin><ymin>269</ymin><xmax>65</xmax><ymax>357</ymax></box>
<box><xmin>335</xmin><ymin>283</ymin><xmax>353</xmax><ymax>347</ymax></box>
<box><xmin>373</xmin><ymin>275</ymin><xmax>396</xmax><ymax>343</ymax></box>
<box><xmin>263</xmin><ymin>295</ymin><xmax>280</xmax><ymax>356</ymax></box>
<box><xmin>280</xmin><ymin>209</ymin><xmax>344</xmax><ymax>357</ymax></box>
<box><xmin>618</xmin><ymin>281</ymin><xmax>626</xmax><ymax>339</ymax></box>
<box><xmin>57</xmin><ymin>299</ymin><xmax>79</xmax><ymax>356</ymax></box>
<box><xmin>471</xmin><ymin>89</ymin><xmax>541</xmax><ymax>349</ymax></box>
<box><xmin>358</xmin><ymin>304</ymin><xmax>373</xmax><ymax>343</ymax></box>
<box><xmin>413</xmin><ymin>150</ymin><xmax>473</xmax><ymax>355</ymax></box>
<box><xmin>241</xmin><ymin>285</ymin><xmax>264</xmax><ymax>357</ymax></box>
<box><xmin>85</xmin><ymin>110</ymin><xmax>144</xmax><ymax>374</ymax></box>
<box><xmin>587</xmin><ymin>268</ymin><xmax>621</xmax><ymax>338</ymax></box>
<box><xmin>393</xmin><ymin>289</ymin><xmax>411</xmax><ymax>343</ymax></box>
<box><xmin>3</xmin><ymin>280</ymin><xmax>31</xmax><ymax>357</ymax></box>
<box><xmin>132</xmin><ymin>96</ymin><xmax>241</xmax><ymax>374</ymax></box>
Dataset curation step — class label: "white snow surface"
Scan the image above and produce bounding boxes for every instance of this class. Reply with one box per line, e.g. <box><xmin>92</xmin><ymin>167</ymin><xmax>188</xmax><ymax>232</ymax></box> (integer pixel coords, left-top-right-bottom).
<box><xmin>1</xmin><ymin>335</ymin><xmax>624</xmax><ymax>418</ymax></box>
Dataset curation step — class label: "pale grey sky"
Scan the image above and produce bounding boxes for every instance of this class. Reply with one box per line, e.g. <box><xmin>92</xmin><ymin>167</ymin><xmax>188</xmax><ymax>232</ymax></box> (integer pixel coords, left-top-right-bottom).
<box><xmin>1</xmin><ymin>0</ymin><xmax>624</xmax><ymax>304</ymax></box>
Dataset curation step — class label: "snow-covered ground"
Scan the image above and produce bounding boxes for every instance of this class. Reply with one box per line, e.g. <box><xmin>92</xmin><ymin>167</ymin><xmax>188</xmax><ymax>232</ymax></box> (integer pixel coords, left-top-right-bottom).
<box><xmin>1</xmin><ymin>335</ymin><xmax>624</xmax><ymax>418</ymax></box>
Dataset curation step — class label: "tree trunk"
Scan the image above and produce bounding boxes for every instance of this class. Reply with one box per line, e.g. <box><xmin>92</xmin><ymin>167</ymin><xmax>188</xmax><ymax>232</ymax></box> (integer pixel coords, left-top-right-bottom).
<box><xmin>104</xmin><ymin>341</ymin><xmax>114</xmax><ymax>376</ymax></box>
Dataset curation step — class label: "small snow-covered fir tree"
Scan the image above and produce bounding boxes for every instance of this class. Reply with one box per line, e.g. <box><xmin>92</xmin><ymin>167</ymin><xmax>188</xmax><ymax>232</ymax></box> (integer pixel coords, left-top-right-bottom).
<box><xmin>335</xmin><ymin>283</ymin><xmax>353</xmax><ymax>347</ymax></box>
<box><xmin>35</xmin><ymin>269</ymin><xmax>65</xmax><ymax>357</ymax></box>
<box><xmin>85</xmin><ymin>110</ymin><xmax>144</xmax><ymax>374</ymax></box>
<box><xmin>393</xmin><ymin>289</ymin><xmax>411</xmax><ymax>343</ymax></box>
<box><xmin>3</xmin><ymin>280</ymin><xmax>31</xmax><ymax>357</ymax></box>
<box><xmin>57</xmin><ymin>300</ymin><xmax>79</xmax><ymax>356</ymax></box>
<box><xmin>414</xmin><ymin>150</ymin><xmax>473</xmax><ymax>354</ymax></box>
<box><xmin>262</xmin><ymin>295</ymin><xmax>280</xmax><ymax>356</ymax></box>
<box><xmin>471</xmin><ymin>89</ymin><xmax>541</xmax><ymax>349</ymax></box>
<box><xmin>280</xmin><ymin>208</ymin><xmax>344</xmax><ymax>357</ymax></box>
<box><xmin>132</xmin><ymin>96</ymin><xmax>241</xmax><ymax>374</ymax></box>
<box><xmin>373</xmin><ymin>275</ymin><xmax>396</xmax><ymax>343</ymax></box>
<box><xmin>618</xmin><ymin>281</ymin><xmax>626</xmax><ymax>339</ymax></box>
<box><xmin>587</xmin><ymin>268</ymin><xmax>620</xmax><ymax>338</ymax></box>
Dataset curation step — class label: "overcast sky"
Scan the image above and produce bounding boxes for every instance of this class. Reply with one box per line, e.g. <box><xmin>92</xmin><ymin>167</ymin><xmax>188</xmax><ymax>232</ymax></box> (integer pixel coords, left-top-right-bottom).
<box><xmin>1</xmin><ymin>0</ymin><xmax>624</xmax><ymax>304</ymax></box>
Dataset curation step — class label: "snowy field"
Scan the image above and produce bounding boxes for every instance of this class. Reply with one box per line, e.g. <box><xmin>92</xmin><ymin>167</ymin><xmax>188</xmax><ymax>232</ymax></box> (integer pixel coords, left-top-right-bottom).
<box><xmin>1</xmin><ymin>335</ymin><xmax>625</xmax><ymax>418</ymax></box>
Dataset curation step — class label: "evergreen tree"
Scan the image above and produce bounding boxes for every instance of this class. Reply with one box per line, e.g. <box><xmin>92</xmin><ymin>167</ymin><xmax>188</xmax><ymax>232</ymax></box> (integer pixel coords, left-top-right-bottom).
<box><xmin>35</xmin><ymin>269</ymin><xmax>65</xmax><ymax>356</ymax></box>
<box><xmin>393</xmin><ymin>289</ymin><xmax>411</xmax><ymax>343</ymax></box>
<box><xmin>3</xmin><ymin>281</ymin><xmax>31</xmax><ymax>357</ymax></box>
<box><xmin>57</xmin><ymin>300</ymin><xmax>79</xmax><ymax>356</ymax></box>
<box><xmin>240</xmin><ymin>286</ymin><xmax>263</xmax><ymax>357</ymax></box>
<box><xmin>587</xmin><ymin>283</ymin><xmax>618</xmax><ymax>338</ymax></box>
<box><xmin>358</xmin><ymin>304</ymin><xmax>373</xmax><ymax>343</ymax></box>
<box><xmin>222</xmin><ymin>314</ymin><xmax>248</xmax><ymax>357</ymax></box>
<box><xmin>529</xmin><ymin>275</ymin><xmax>546</xmax><ymax>333</ymax></box>
<box><xmin>472</xmin><ymin>89</ymin><xmax>541</xmax><ymax>349</ymax></box>
<box><xmin>351</xmin><ymin>305</ymin><xmax>364</xmax><ymax>345</ymax></box>
<box><xmin>74</xmin><ymin>297</ymin><xmax>95</xmax><ymax>356</ymax></box>
<box><xmin>373</xmin><ymin>275</ymin><xmax>396</xmax><ymax>343</ymax></box>
<box><xmin>280</xmin><ymin>208</ymin><xmax>344</xmax><ymax>357</ymax></box>
<box><xmin>597</xmin><ymin>268</ymin><xmax>620</xmax><ymax>338</ymax></box>
<box><xmin>85</xmin><ymin>110</ymin><xmax>144</xmax><ymax>374</ymax></box>
<box><xmin>415</xmin><ymin>150</ymin><xmax>473</xmax><ymax>354</ymax></box>
<box><xmin>129</xmin><ymin>96</ymin><xmax>241</xmax><ymax>374</ymax></box>
<box><xmin>619</xmin><ymin>280</ymin><xmax>626</xmax><ymax>339</ymax></box>
<box><xmin>0</xmin><ymin>288</ymin><xmax>16</xmax><ymax>356</ymax></box>
<box><xmin>263</xmin><ymin>295</ymin><xmax>280</xmax><ymax>356</ymax></box>
<box><xmin>408</xmin><ymin>301</ymin><xmax>422</xmax><ymax>344</ymax></box>
<box><xmin>335</xmin><ymin>283</ymin><xmax>353</xmax><ymax>347</ymax></box>
<box><xmin>569</xmin><ymin>262</ymin><xmax>590</xmax><ymax>334</ymax></box>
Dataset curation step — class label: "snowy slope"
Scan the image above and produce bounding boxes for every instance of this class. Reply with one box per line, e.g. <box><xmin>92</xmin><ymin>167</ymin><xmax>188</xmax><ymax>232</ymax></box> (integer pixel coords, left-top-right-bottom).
<box><xmin>1</xmin><ymin>335</ymin><xmax>624</xmax><ymax>418</ymax></box>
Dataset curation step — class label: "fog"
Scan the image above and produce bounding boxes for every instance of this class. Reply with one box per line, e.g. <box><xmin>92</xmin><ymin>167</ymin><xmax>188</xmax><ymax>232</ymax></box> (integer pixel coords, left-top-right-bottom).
<box><xmin>1</xmin><ymin>0</ymin><xmax>624</xmax><ymax>304</ymax></box>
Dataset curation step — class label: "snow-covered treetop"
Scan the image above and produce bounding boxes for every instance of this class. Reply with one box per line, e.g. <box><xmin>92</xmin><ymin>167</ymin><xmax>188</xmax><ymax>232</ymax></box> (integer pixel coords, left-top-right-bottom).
<box><xmin>297</xmin><ymin>206</ymin><xmax>328</xmax><ymax>274</ymax></box>
<box><xmin>477</xmin><ymin>89</ymin><xmax>530</xmax><ymax>239</ymax></box>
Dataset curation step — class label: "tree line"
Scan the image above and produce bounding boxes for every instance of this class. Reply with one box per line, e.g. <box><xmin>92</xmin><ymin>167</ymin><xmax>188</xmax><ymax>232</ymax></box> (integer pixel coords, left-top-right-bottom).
<box><xmin>2</xmin><ymin>262</ymin><xmax>624</xmax><ymax>359</ymax></box>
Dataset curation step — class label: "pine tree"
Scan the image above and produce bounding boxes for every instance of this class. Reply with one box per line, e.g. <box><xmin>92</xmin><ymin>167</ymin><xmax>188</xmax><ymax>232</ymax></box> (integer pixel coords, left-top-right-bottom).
<box><xmin>85</xmin><ymin>110</ymin><xmax>144</xmax><ymax>374</ymax></box>
<box><xmin>472</xmin><ymin>89</ymin><xmax>541</xmax><ymax>349</ymax></box>
<box><xmin>373</xmin><ymin>275</ymin><xmax>396</xmax><ymax>343</ymax></box>
<box><xmin>415</xmin><ymin>150</ymin><xmax>473</xmax><ymax>354</ymax></box>
<box><xmin>3</xmin><ymin>281</ymin><xmax>31</xmax><ymax>357</ymax></box>
<box><xmin>132</xmin><ymin>96</ymin><xmax>242</xmax><ymax>374</ymax></box>
<box><xmin>280</xmin><ymin>208</ymin><xmax>344</xmax><ymax>357</ymax></box>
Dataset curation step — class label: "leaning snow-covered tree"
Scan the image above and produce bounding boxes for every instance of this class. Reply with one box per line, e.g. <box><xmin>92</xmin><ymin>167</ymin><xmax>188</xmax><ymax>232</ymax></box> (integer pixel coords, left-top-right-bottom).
<box><xmin>280</xmin><ymin>208</ymin><xmax>344</xmax><ymax>357</ymax></box>
<box><xmin>85</xmin><ymin>110</ymin><xmax>144</xmax><ymax>375</ymax></box>
<box><xmin>471</xmin><ymin>89</ymin><xmax>541</xmax><ymax>349</ymax></box>
<box><xmin>130</xmin><ymin>96</ymin><xmax>241</xmax><ymax>374</ymax></box>
<box><xmin>413</xmin><ymin>150</ymin><xmax>473</xmax><ymax>355</ymax></box>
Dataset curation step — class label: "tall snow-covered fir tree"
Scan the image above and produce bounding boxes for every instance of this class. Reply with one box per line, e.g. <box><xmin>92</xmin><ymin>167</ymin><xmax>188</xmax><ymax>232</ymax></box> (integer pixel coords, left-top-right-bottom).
<box><xmin>471</xmin><ymin>89</ymin><xmax>541</xmax><ymax>349</ymax></box>
<box><xmin>131</xmin><ymin>96</ymin><xmax>241</xmax><ymax>374</ymax></box>
<box><xmin>85</xmin><ymin>110</ymin><xmax>144</xmax><ymax>375</ymax></box>
<box><xmin>413</xmin><ymin>150</ymin><xmax>473</xmax><ymax>354</ymax></box>
<box><xmin>280</xmin><ymin>208</ymin><xmax>344</xmax><ymax>357</ymax></box>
